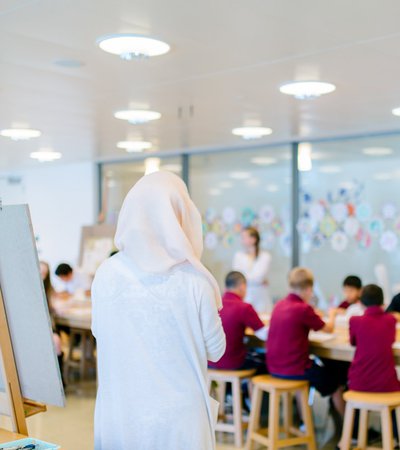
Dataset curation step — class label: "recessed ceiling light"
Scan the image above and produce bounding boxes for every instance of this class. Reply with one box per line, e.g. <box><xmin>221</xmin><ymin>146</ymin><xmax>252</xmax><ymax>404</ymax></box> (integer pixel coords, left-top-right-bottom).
<box><xmin>97</xmin><ymin>34</ymin><xmax>170</xmax><ymax>60</ymax></box>
<box><xmin>392</xmin><ymin>107</ymin><xmax>400</xmax><ymax>116</ymax></box>
<box><xmin>250</xmin><ymin>156</ymin><xmax>277</xmax><ymax>166</ymax></box>
<box><xmin>279</xmin><ymin>81</ymin><xmax>336</xmax><ymax>99</ymax></box>
<box><xmin>117</xmin><ymin>141</ymin><xmax>152</xmax><ymax>152</ymax></box>
<box><xmin>30</xmin><ymin>149</ymin><xmax>62</xmax><ymax>162</ymax></box>
<box><xmin>229</xmin><ymin>171</ymin><xmax>251</xmax><ymax>180</ymax></box>
<box><xmin>362</xmin><ymin>147</ymin><xmax>393</xmax><ymax>156</ymax></box>
<box><xmin>298</xmin><ymin>143</ymin><xmax>312</xmax><ymax>171</ymax></box>
<box><xmin>114</xmin><ymin>109</ymin><xmax>161</xmax><ymax>124</ymax></box>
<box><xmin>319</xmin><ymin>165</ymin><xmax>342</xmax><ymax>174</ymax></box>
<box><xmin>53</xmin><ymin>59</ymin><xmax>84</xmax><ymax>68</ymax></box>
<box><xmin>0</xmin><ymin>128</ymin><xmax>41</xmax><ymax>141</ymax></box>
<box><xmin>232</xmin><ymin>127</ymin><xmax>273</xmax><ymax>140</ymax></box>
<box><xmin>162</xmin><ymin>163</ymin><xmax>182</xmax><ymax>173</ymax></box>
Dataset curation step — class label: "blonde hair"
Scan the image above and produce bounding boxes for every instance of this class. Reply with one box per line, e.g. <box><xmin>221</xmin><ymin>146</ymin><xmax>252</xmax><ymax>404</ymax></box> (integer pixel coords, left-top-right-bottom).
<box><xmin>288</xmin><ymin>267</ymin><xmax>314</xmax><ymax>291</ymax></box>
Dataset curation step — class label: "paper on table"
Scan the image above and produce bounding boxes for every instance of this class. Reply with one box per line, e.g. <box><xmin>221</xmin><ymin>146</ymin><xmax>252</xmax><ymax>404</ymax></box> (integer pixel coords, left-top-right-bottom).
<box><xmin>309</xmin><ymin>331</ymin><xmax>336</xmax><ymax>343</ymax></box>
<box><xmin>392</xmin><ymin>342</ymin><xmax>400</xmax><ymax>350</ymax></box>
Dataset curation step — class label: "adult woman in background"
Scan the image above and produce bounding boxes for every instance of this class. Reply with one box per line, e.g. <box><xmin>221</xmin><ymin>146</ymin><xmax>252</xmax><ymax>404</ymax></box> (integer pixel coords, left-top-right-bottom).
<box><xmin>233</xmin><ymin>227</ymin><xmax>272</xmax><ymax>314</ymax></box>
<box><xmin>92</xmin><ymin>171</ymin><xmax>226</xmax><ymax>450</ymax></box>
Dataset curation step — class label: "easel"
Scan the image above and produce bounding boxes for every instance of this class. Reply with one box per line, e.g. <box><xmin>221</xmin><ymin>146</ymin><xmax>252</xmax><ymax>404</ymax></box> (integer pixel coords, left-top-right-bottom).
<box><xmin>0</xmin><ymin>287</ymin><xmax>46</xmax><ymax>434</ymax></box>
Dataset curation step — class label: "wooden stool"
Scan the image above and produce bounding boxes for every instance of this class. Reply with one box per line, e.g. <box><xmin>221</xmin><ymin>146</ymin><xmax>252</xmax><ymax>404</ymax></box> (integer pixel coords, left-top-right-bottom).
<box><xmin>340</xmin><ymin>390</ymin><xmax>400</xmax><ymax>450</ymax></box>
<box><xmin>245</xmin><ymin>375</ymin><xmax>317</xmax><ymax>450</ymax></box>
<box><xmin>208</xmin><ymin>368</ymin><xmax>256</xmax><ymax>447</ymax></box>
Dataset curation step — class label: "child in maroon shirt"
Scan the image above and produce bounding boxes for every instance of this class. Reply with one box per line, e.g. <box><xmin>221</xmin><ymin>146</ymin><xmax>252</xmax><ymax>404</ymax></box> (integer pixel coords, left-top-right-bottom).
<box><xmin>337</xmin><ymin>275</ymin><xmax>362</xmax><ymax>311</ymax></box>
<box><xmin>349</xmin><ymin>284</ymin><xmax>400</xmax><ymax>392</ymax></box>
<box><xmin>209</xmin><ymin>271</ymin><xmax>267</xmax><ymax>372</ymax></box>
<box><xmin>267</xmin><ymin>267</ymin><xmax>345</xmax><ymax>417</ymax></box>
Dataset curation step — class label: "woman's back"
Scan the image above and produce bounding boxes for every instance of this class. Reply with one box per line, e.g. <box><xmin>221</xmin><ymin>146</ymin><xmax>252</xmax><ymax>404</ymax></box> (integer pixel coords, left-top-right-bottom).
<box><xmin>92</xmin><ymin>252</ymin><xmax>225</xmax><ymax>450</ymax></box>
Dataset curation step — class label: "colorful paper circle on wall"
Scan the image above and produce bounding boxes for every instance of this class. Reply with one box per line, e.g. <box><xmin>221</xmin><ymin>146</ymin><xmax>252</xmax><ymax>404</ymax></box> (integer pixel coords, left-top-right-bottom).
<box><xmin>344</xmin><ymin>217</ymin><xmax>360</xmax><ymax>237</ymax></box>
<box><xmin>205</xmin><ymin>208</ymin><xmax>217</xmax><ymax>224</ymax></box>
<box><xmin>211</xmin><ymin>219</ymin><xmax>225</xmax><ymax>236</ymax></box>
<box><xmin>271</xmin><ymin>218</ymin><xmax>284</xmax><ymax>236</ymax></box>
<box><xmin>368</xmin><ymin>218</ymin><xmax>384</xmax><ymax>237</ymax></box>
<box><xmin>241</xmin><ymin>207</ymin><xmax>256</xmax><ymax>227</ymax></box>
<box><xmin>309</xmin><ymin>203</ymin><xmax>325</xmax><ymax>223</ymax></box>
<box><xmin>380</xmin><ymin>230</ymin><xmax>398</xmax><ymax>253</ymax></box>
<box><xmin>222</xmin><ymin>232</ymin><xmax>235</xmax><ymax>248</ymax></box>
<box><xmin>356</xmin><ymin>229</ymin><xmax>372</xmax><ymax>249</ymax></box>
<box><xmin>330</xmin><ymin>203</ymin><xmax>348</xmax><ymax>223</ymax></box>
<box><xmin>259</xmin><ymin>205</ymin><xmax>275</xmax><ymax>224</ymax></box>
<box><xmin>320</xmin><ymin>216</ymin><xmax>337</xmax><ymax>238</ymax></box>
<box><xmin>205</xmin><ymin>232</ymin><xmax>218</xmax><ymax>250</ymax></box>
<box><xmin>222</xmin><ymin>207</ymin><xmax>236</xmax><ymax>225</ymax></box>
<box><xmin>331</xmin><ymin>231</ymin><xmax>349</xmax><ymax>252</ymax></box>
<box><xmin>312</xmin><ymin>232</ymin><xmax>325</xmax><ymax>249</ymax></box>
<box><xmin>356</xmin><ymin>203</ymin><xmax>372</xmax><ymax>222</ymax></box>
<box><xmin>382</xmin><ymin>203</ymin><xmax>397</xmax><ymax>220</ymax></box>
<box><xmin>297</xmin><ymin>217</ymin><xmax>314</xmax><ymax>235</ymax></box>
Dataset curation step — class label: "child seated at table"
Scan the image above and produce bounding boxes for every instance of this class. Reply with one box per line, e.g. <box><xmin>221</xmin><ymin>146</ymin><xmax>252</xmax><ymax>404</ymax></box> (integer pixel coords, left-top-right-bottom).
<box><xmin>337</xmin><ymin>275</ymin><xmax>363</xmax><ymax>319</ymax></box>
<box><xmin>267</xmin><ymin>267</ymin><xmax>345</xmax><ymax>416</ymax></box>
<box><xmin>348</xmin><ymin>284</ymin><xmax>400</xmax><ymax>392</ymax></box>
<box><xmin>208</xmin><ymin>271</ymin><xmax>268</xmax><ymax>373</ymax></box>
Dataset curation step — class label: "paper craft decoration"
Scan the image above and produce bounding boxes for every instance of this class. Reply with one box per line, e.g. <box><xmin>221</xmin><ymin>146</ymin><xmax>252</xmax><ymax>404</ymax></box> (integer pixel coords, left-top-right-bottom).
<box><xmin>380</xmin><ymin>230</ymin><xmax>398</xmax><ymax>253</ymax></box>
<box><xmin>222</xmin><ymin>207</ymin><xmax>236</xmax><ymax>225</ymax></box>
<box><xmin>382</xmin><ymin>203</ymin><xmax>397</xmax><ymax>220</ymax></box>
<box><xmin>331</xmin><ymin>231</ymin><xmax>348</xmax><ymax>252</ymax></box>
<box><xmin>258</xmin><ymin>205</ymin><xmax>275</xmax><ymax>224</ymax></box>
<box><xmin>344</xmin><ymin>217</ymin><xmax>360</xmax><ymax>237</ymax></box>
<box><xmin>204</xmin><ymin>232</ymin><xmax>218</xmax><ymax>250</ymax></box>
<box><xmin>331</xmin><ymin>203</ymin><xmax>348</xmax><ymax>223</ymax></box>
<box><xmin>356</xmin><ymin>203</ymin><xmax>372</xmax><ymax>222</ymax></box>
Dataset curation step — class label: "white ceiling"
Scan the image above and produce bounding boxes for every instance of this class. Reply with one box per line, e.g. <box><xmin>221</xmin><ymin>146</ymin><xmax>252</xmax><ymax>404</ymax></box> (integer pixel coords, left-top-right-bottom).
<box><xmin>2</xmin><ymin>0</ymin><xmax>400</xmax><ymax>169</ymax></box>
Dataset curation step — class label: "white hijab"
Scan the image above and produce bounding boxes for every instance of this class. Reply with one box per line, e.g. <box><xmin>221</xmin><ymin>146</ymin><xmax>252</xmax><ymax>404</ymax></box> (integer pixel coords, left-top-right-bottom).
<box><xmin>114</xmin><ymin>171</ymin><xmax>222</xmax><ymax>309</ymax></box>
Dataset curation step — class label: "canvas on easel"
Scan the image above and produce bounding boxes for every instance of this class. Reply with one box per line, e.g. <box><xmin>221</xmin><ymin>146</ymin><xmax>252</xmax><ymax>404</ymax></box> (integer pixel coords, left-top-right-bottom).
<box><xmin>0</xmin><ymin>204</ymin><xmax>65</xmax><ymax>433</ymax></box>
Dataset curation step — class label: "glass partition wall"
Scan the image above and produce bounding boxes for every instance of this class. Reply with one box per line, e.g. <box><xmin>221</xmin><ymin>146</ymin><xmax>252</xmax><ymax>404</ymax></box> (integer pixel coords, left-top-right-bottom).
<box><xmin>99</xmin><ymin>132</ymin><xmax>400</xmax><ymax>304</ymax></box>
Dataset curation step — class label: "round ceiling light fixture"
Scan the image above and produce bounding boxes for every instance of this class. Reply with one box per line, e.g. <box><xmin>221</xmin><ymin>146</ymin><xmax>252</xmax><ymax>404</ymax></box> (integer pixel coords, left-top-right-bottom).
<box><xmin>0</xmin><ymin>128</ymin><xmax>41</xmax><ymax>141</ymax></box>
<box><xmin>114</xmin><ymin>109</ymin><xmax>161</xmax><ymax>124</ymax></box>
<box><xmin>117</xmin><ymin>141</ymin><xmax>152</xmax><ymax>152</ymax></box>
<box><xmin>97</xmin><ymin>34</ymin><xmax>170</xmax><ymax>60</ymax></box>
<box><xmin>30</xmin><ymin>149</ymin><xmax>62</xmax><ymax>162</ymax></box>
<box><xmin>232</xmin><ymin>127</ymin><xmax>273</xmax><ymax>140</ymax></box>
<box><xmin>279</xmin><ymin>81</ymin><xmax>336</xmax><ymax>99</ymax></box>
<box><xmin>250</xmin><ymin>156</ymin><xmax>277</xmax><ymax>166</ymax></box>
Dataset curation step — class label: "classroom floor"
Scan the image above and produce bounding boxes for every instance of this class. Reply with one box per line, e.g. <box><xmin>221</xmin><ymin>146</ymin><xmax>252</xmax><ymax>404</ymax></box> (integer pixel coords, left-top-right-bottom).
<box><xmin>24</xmin><ymin>380</ymin><xmax>340</xmax><ymax>450</ymax></box>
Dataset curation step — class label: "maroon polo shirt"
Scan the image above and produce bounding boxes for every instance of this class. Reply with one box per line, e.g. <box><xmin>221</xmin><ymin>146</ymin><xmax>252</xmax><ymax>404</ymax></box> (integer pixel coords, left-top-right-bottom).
<box><xmin>338</xmin><ymin>300</ymin><xmax>351</xmax><ymax>309</ymax></box>
<box><xmin>349</xmin><ymin>306</ymin><xmax>400</xmax><ymax>392</ymax></box>
<box><xmin>209</xmin><ymin>291</ymin><xmax>264</xmax><ymax>370</ymax></box>
<box><xmin>267</xmin><ymin>293</ymin><xmax>325</xmax><ymax>376</ymax></box>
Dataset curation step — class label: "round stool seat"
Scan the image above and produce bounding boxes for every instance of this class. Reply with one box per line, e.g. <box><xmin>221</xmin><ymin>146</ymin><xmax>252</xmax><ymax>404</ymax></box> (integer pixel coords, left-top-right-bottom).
<box><xmin>252</xmin><ymin>374</ymin><xmax>309</xmax><ymax>390</ymax></box>
<box><xmin>344</xmin><ymin>390</ymin><xmax>400</xmax><ymax>407</ymax></box>
<box><xmin>207</xmin><ymin>368</ymin><xmax>256</xmax><ymax>379</ymax></box>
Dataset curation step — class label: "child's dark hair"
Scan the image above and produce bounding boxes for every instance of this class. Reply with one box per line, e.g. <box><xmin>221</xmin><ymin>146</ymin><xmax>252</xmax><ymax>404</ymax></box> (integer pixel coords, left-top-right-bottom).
<box><xmin>343</xmin><ymin>275</ymin><xmax>362</xmax><ymax>289</ymax></box>
<box><xmin>55</xmin><ymin>263</ymin><xmax>73</xmax><ymax>277</ymax></box>
<box><xmin>361</xmin><ymin>284</ymin><xmax>384</xmax><ymax>307</ymax></box>
<box><xmin>225</xmin><ymin>271</ymin><xmax>246</xmax><ymax>290</ymax></box>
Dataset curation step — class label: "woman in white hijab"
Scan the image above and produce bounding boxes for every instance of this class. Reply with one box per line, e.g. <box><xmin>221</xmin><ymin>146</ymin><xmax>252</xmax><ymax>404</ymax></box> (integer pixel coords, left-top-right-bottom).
<box><xmin>92</xmin><ymin>171</ymin><xmax>226</xmax><ymax>450</ymax></box>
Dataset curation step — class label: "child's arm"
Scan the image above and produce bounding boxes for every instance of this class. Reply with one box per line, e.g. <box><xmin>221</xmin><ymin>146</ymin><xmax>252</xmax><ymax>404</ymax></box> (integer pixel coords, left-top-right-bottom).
<box><xmin>321</xmin><ymin>308</ymin><xmax>338</xmax><ymax>333</ymax></box>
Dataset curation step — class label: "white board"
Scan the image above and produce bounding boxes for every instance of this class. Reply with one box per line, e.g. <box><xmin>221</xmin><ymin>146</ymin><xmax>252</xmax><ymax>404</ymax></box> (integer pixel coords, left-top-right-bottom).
<box><xmin>0</xmin><ymin>205</ymin><xmax>65</xmax><ymax>408</ymax></box>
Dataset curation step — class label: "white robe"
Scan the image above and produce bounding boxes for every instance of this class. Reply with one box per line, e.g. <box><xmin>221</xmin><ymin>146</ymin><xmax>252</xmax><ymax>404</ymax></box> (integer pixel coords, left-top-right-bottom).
<box><xmin>92</xmin><ymin>253</ymin><xmax>226</xmax><ymax>450</ymax></box>
<box><xmin>233</xmin><ymin>250</ymin><xmax>272</xmax><ymax>314</ymax></box>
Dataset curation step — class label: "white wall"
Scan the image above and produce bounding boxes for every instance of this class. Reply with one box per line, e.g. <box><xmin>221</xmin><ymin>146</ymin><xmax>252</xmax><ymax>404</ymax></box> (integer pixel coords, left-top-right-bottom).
<box><xmin>0</xmin><ymin>162</ymin><xmax>97</xmax><ymax>272</ymax></box>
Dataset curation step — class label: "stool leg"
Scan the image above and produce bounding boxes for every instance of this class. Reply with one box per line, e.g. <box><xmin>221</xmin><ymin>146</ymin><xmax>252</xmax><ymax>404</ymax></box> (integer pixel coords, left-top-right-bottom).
<box><xmin>232</xmin><ymin>378</ymin><xmax>243</xmax><ymax>447</ymax></box>
<box><xmin>268</xmin><ymin>390</ymin><xmax>280</xmax><ymax>449</ymax></box>
<box><xmin>282</xmin><ymin>392</ymin><xmax>293</xmax><ymax>436</ymax></box>
<box><xmin>245</xmin><ymin>386</ymin><xmax>262</xmax><ymax>450</ymax></box>
<box><xmin>357</xmin><ymin>408</ymin><xmax>368</xmax><ymax>448</ymax></box>
<box><xmin>217</xmin><ymin>381</ymin><xmax>226</xmax><ymax>416</ymax></box>
<box><xmin>340</xmin><ymin>403</ymin><xmax>355</xmax><ymax>450</ymax></box>
<box><xmin>396</xmin><ymin>407</ymin><xmax>400</xmax><ymax>443</ymax></box>
<box><xmin>299</xmin><ymin>388</ymin><xmax>317</xmax><ymax>450</ymax></box>
<box><xmin>381</xmin><ymin>406</ymin><xmax>394</xmax><ymax>450</ymax></box>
